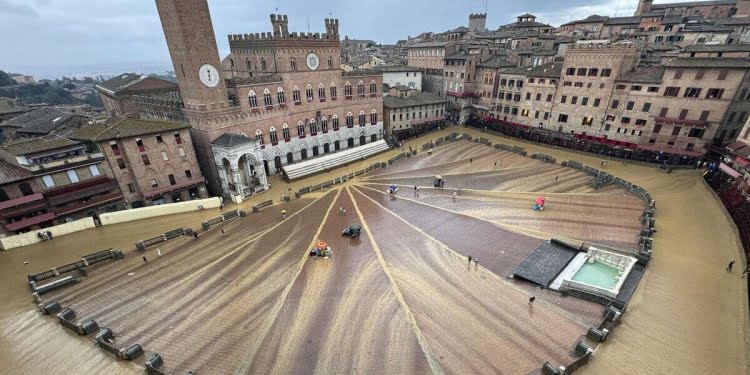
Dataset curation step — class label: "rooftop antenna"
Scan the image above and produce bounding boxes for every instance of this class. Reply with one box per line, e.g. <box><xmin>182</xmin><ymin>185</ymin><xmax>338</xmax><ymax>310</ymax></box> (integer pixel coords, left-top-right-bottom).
<box><xmin>307</xmin><ymin>16</ymin><xmax>310</xmax><ymax>32</ymax></box>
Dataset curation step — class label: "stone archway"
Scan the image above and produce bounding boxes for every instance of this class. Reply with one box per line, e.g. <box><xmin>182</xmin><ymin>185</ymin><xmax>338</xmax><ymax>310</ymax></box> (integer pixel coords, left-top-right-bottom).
<box><xmin>286</xmin><ymin>152</ymin><xmax>294</xmax><ymax>164</ymax></box>
<box><xmin>323</xmin><ymin>143</ymin><xmax>330</xmax><ymax>153</ymax></box>
<box><xmin>274</xmin><ymin>155</ymin><xmax>282</xmax><ymax>170</ymax></box>
<box><xmin>371</xmin><ymin>134</ymin><xmax>377</xmax><ymax>142</ymax></box>
<box><xmin>359</xmin><ymin>135</ymin><xmax>366</xmax><ymax>145</ymax></box>
<box><xmin>334</xmin><ymin>140</ymin><xmax>340</xmax><ymax>151</ymax></box>
<box><xmin>312</xmin><ymin>146</ymin><xmax>319</xmax><ymax>157</ymax></box>
<box><xmin>347</xmin><ymin>137</ymin><xmax>354</xmax><ymax>148</ymax></box>
<box><xmin>301</xmin><ymin>148</ymin><xmax>308</xmax><ymax>160</ymax></box>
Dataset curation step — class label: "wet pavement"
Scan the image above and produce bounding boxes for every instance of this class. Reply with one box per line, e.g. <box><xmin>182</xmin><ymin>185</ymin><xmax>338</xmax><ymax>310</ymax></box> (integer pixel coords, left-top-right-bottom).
<box><xmin>1</xmin><ymin>126</ymin><xmax>747</xmax><ymax>375</ymax></box>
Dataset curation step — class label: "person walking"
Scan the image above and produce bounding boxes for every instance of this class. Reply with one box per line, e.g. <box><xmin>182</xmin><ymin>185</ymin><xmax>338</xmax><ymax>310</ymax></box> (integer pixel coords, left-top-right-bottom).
<box><xmin>452</xmin><ymin>191</ymin><xmax>457</xmax><ymax>202</ymax></box>
<box><xmin>193</xmin><ymin>232</ymin><xmax>199</xmax><ymax>239</ymax></box>
<box><xmin>468</xmin><ymin>255</ymin><xmax>473</xmax><ymax>265</ymax></box>
<box><xmin>157</xmin><ymin>248</ymin><xmax>162</xmax><ymax>257</ymax></box>
<box><xmin>474</xmin><ymin>257</ymin><xmax>479</xmax><ymax>267</ymax></box>
<box><xmin>555</xmin><ymin>176</ymin><xmax>559</xmax><ymax>182</ymax></box>
<box><xmin>470</xmin><ymin>157</ymin><xmax>473</xmax><ymax>164</ymax></box>
<box><xmin>142</xmin><ymin>256</ymin><xmax>147</xmax><ymax>263</ymax></box>
<box><xmin>458</xmin><ymin>187</ymin><xmax>462</xmax><ymax>196</ymax></box>
<box><xmin>529</xmin><ymin>296</ymin><xmax>536</xmax><ymax>306</ymax></box>
<box><xmin>494</xmin><ymin>161</ymin><xmax>497</xmax><ymax>167</ymax></box>
<box><xmin>221</xmin><ymin>228</ymin><xmax>225</xmax><ymax>235</ymax></box>
<box><xmin>727</xmin><ymin>260</ymin><xmax>735</xmax><ymax>271</ymax></box>
<box><xmin>282</xmin><ymin>210</ymin><xmax>288</xmax><ymax>219</ymax></box>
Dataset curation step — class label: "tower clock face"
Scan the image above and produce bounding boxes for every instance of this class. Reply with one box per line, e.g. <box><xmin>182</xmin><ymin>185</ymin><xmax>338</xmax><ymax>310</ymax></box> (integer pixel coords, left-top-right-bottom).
<box><xmin>306</xmin><ymin>53</ymin><xmax>320</xmax><ymax>71</ymax></box>
<box><xmin>198</xmin><ymin>64</ymin><xmax>220</xmax><ymax>88</ymax></box>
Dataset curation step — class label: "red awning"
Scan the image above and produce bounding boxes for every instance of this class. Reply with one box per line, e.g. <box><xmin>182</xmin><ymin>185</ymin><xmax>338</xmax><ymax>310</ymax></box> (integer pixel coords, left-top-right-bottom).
<box><xmin>4</xmin><ymin>212</ymin><xmax>56</xmax><ymax>232</ymax></box>
<box><xmin>0</xmin><ymin>193</ymin><xmax>44</xmax><ymax>210</ymax></box>
<box><xmin>735</xmin><ymin>156</ymin><xmax>750</xmax><ymax>168</ymax></box>
<box><xmin>720</xmin><ymin>162</ymin><xmax>742</xmax><ymax>179</ymax></box>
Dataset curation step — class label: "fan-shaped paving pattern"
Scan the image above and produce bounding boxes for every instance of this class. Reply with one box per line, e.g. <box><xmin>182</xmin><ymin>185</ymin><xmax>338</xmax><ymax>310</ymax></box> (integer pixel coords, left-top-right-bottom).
<box><xmin>38</xmin><ymin>141</ymin><xmax>646</xmax><ymax>375</ymax></box>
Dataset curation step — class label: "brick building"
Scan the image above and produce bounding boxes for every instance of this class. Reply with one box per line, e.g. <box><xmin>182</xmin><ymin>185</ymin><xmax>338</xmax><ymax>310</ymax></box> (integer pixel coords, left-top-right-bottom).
<box><xmin>73</xmin><ymin>116</ymin><xmax>208</xmax><ymax>207</ymax></box>
<box><xmin>95</xmin><ymin>73</ymin><xmax>179</xmax><ymax>117</ymax></box>
<box><xmin>142</xmin><ymin>1</ymin><xmax>384</xmax><ymax>197</ymax></box>
<box><xmin>0</xmin><ymin>135</ymin><xmax>124</xmax><ymax>235</ymax></box>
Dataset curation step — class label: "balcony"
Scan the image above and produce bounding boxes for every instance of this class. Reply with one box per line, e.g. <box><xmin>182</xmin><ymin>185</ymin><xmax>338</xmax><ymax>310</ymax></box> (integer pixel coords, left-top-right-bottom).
<box><xmin>654</xmin><ymin>117</ymin><xmax>708</xmax><ymax>128</ymax></box>
<box><xmin>144</xmin><ymin>177</ymin><xmax>205</xmax><ymax>199</ymax></box>
<box><xmin>0</xmin><ymin>193</ymin><xmax>44</xmax><ymax>211</ymax></box>
<box><xmin>411</xmin><ymin>116</ymin><xmax>446</xmax><ymax>126</ymax></box>
<box><xmin>5</xmin><ymin>212</ymin><xmax>56</xmax><ymax>232</ymax></box>
<box><xmin>25</xmin><ymin>153</ymin><xmax>104</xmax><ymax>173</ymax></box>
<box><xmin>55</xmin><ymin>191</ymin><xmax>124</xmax><ymax>216</ymax></box>
<box><xmin>45</xmin><ymin>177</ymin><xmax>120</xmax><ymax>206</ymax></box>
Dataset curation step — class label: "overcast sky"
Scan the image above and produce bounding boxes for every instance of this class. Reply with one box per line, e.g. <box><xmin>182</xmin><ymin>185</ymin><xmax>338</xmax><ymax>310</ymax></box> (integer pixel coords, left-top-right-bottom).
<box><xmin>0</xmin><ymin>0</ymin><xmax>690</xmax><ymax>78</ymax></box>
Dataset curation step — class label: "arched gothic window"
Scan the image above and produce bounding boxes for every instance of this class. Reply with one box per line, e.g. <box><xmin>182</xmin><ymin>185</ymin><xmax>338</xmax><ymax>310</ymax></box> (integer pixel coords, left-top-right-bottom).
<box><xmin>332</xmin><ymin>115</ymin><xmax>340</xmax><ymax>130</ymax></box>
<box><xmin>309</xmin><ymin>119</ymin><xmax>318</xmax><ymax>134</ymax></box>
<box><xmin>357</xmin><ymin>81</ymin><xmax>365</xmax><ymax>96</ymax></box>
<box><xmin>358</xmin><ymin>110</ymin><xmax>366</xmax><ymax>126</ymax></box>
<box><xmin>327</xmin><ymin>56</ymin><xmax>333</xmax><ymax>69</ymax></box>
<box><xmin>344</xmin><ymin>82</ymin><xmax>352</xmax><ymax>96</ymax></box>
<box><xmin>297</xmin><ymin>121</ymin><xmax>305</xmax><ymax>136</ymax></box>
<box><xmin>306</xmin><ymin>85</ymin><xmax>314</xmax><ymax>101</ymax></box>
<box><xmin>248</xmin><ymin>91</ymin><xmax>258</xmax><ymax>108</ymax></box>
<box><xmin>346</xmin><ymin>112</ymin><xmax>354</xmax><ymax>126</ymax></box>
<box><xmin>321</xmin><ymin>116</ymin><xmax>328</xmax><ymax>131</ymax></box>
<box><xmin>369</xmin><ymin>80</ymin><xmax>377</xmax><ymax>95</ymax></box>
<box><xmin>318</xmin><ymin>84</ymin><xmax>326</xmax><ymax>99</ymax></box>
<box><xmin>290</xmin><ymin>58</ymin><xmax>297</xmax><ymax>71</ymax></box>
<box><xmin>261</xmin><ymin>58</ymin><xmax>267</xmax><ymax>71</ymax></box>
<box><xmin>263</xmin><ymin>89</ymin><xmax>272</xmax><ymax>107</ymax></box>
<box><xmin>370</xmin><ymin>110</ymin><xmax>377</xmax><ymax>125</ymax></box>
<box><xmin>255</xmin><ymin>129</ymin><xmax>264</xmax><ymax>145</ymax></box>
<box><xmin>282</xmin><ymin>123</ymin><xmax>291</xmax><ymax>140</ymax></box>
<box><xmin>293</xmin><ymin>86</ymin><xmax>301</xmax><ymax>102</ymax></box>
<box><xmin>330</xmin><ymin>82</ymin><xmax>337</xmax><ymax>98</ymax></box>
<box><xmin>269</xmin><ymin>127</ymin><xmax>278</xmax><ymax>143</ymax></box>
<box><xmin>277</xmin><ymin>87</ymin><xmax>285</xmax><ymax>104</ymax></box>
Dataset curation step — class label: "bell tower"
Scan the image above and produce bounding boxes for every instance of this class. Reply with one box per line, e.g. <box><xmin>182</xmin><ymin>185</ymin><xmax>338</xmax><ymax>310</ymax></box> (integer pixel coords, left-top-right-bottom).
<box><xmin>155</xmin><ymin>0</ymin><xmax>228</xmax><ymax>112</ymax></box>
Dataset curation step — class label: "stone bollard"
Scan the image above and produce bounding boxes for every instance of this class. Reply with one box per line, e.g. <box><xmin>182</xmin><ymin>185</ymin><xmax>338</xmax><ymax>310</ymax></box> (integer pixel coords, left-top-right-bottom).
<box><xmin>32</xmin><ymin>292</ymin><xmax>41</xmax><ymax>304</ymax></box>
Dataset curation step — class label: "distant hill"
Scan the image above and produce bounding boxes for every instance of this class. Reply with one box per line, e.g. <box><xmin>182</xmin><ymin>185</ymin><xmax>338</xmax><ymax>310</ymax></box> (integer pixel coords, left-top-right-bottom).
<box><xmin>0</xmin><ymin>70</ymin><xmax>16</xmax><ymax>86</ymax></box>
<box><xmin>0</xmin><ymin>70</ymin><xmax>102</xmax><ymax>107</ymax></box>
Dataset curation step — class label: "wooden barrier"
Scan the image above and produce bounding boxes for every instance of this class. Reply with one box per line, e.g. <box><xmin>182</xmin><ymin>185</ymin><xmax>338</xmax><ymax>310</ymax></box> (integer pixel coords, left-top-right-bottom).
<box><xmin>136</xmin><ymin>228</ymin><xmax>193</xmax><ymax>251</ymax></box>
<box><xmin>252</xmin><ymin>200</ymin><xmax>274</xmax><ymax>213</ymax></box>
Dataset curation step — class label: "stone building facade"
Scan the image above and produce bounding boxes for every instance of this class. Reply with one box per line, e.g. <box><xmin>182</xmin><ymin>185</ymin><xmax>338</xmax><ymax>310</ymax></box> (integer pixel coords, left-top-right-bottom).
<box><xmin>143</xmin><ymin>0</ymin><xmax>384</xmax><ymax>197</ymax></box>
<box><xmin>0</xmin><ymin>135</ymin><xmax>124</xmax><ymax>234</ymax></box>
<box><xmin>383</xmin><ymin>89</ymin><xmax>446</xmax><ymax>137</ymax></box>
<box><xmin>73</xmin><ymin>116</ymin><xmax>208</xmax><ymax>207</ymax></box>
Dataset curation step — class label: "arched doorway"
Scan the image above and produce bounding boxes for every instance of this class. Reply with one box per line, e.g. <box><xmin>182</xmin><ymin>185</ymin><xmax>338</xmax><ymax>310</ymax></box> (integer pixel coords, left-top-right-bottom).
<box><xmin>19</xmin><ymin>182</ymin><xmax>33</xmax><ymax>196</ymax></box>
<box><xmin>359</xmin><ymin>135</ymin><xmax>366</xmax><ymax>145</ymax></box>
<box><xmin>312</xmin><ymin>146</ymin><xmax>319</xmax><ymax>157</ymax></box>
<box><xmin>347</xmin><ymin>138</ymin><xmax>354</xmax><ymax>148</ymax></box>
<box><xmin>274</xmin><ymin>156</ymin><xmax>282</xmax><ymax>170</ymax></box>
<box><xmin>370</xmin><ymin>134</ymin><xmax>377</xmax><ymax>142</ymax></box>
<box><xmin>323</xmin><ymin>143</ymin><xmax>330</xmax><ymax>154</ymax></box>
<box><xmin>263</xmin><ymin>160</ymin><xmax>270</xmax><ymax>176</ymax></box>
<box><xmin>286</xmin><ymin>152</ymin><xmax>294</xmax><ymax>164</ymax></box>
<box><xmin>301</xmin><ymin>148</ymin><xmax>308</xmax><ymax>160</ymax></box>
<box><xmin>334</xmin><ymin>141</ymin><xmax>340</xmax><ymax>151</ymax></box>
